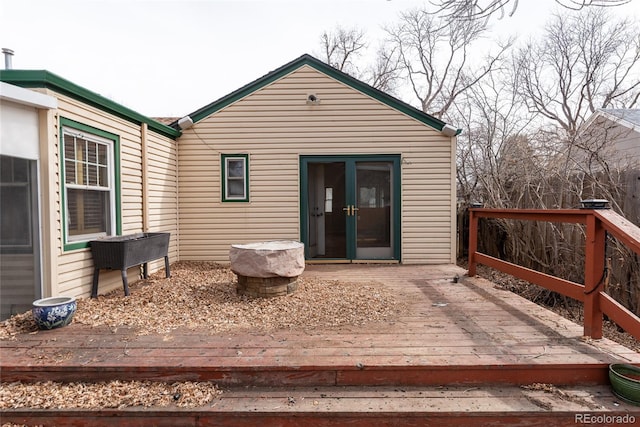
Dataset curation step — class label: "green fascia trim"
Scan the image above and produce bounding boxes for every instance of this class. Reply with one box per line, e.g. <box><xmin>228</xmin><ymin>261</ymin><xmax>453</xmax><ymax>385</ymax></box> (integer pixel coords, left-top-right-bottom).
<box><xmin>0</xmin><ymin>70</ymin><xmax>181</xmax><ymax>139</ymax></box>
<box><xmin>59</xmin><ymin>117</ymin><xmax>122</xmax><ymax>252</ymax></box>
<box><xmin>183</xmin><ymin>54</ymin><xmax>457</xmax><ymax>134</ymax></box>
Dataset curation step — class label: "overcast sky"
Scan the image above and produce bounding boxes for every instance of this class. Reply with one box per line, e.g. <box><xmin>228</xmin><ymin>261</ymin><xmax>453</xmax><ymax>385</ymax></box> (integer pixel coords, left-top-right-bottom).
<box><xmin>1</xmin><ymin>0</ymin><xmax>637</xmax><ymax>118</ymax></box>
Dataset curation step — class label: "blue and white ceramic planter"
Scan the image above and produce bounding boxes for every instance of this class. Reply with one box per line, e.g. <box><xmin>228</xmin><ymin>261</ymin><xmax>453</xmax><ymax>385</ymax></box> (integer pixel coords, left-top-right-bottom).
<box><xmin>32</xmin><ymin>296</ymin><xmax>77</xmax><ymax>330</ymax></box>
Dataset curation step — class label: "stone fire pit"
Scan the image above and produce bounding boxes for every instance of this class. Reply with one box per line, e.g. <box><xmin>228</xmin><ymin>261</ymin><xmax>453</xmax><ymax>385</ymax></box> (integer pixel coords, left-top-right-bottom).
<box><xmin>229</xmin><ymin>240</ymin><xmax>305</xmax><ymax>298</ymax></box>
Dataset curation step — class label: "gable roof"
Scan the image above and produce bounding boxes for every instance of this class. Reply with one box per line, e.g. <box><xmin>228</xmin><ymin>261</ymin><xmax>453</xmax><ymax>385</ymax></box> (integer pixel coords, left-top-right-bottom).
<box><xmin>598</xmin><ymin>109</ymin><xmax>640</xmax><ymax>130</ymax></box>
<box><xmin>0</xmin><ymin>69</ymin><xmax>181</xmax><ymax>139</ymax></box>
<box><xmin>172</xmin><ymin>54</ymin><xmax>460</xmax><ymax>135</ymax></box>
<box><xmin>583</xmin><ymin>108</ymin><xmax>640</xmax><ymax>134</ymax></box>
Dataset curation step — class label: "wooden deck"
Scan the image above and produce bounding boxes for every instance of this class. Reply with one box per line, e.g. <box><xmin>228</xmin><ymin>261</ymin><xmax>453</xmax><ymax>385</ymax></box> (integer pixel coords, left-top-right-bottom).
<box><xmin>2</xmin><ymin>264</ymin><xmax>640</xmax><ymax>425</ymax></box>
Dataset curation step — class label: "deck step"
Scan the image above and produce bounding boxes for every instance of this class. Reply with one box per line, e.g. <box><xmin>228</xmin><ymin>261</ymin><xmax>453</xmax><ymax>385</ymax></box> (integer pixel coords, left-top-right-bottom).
<box><xmin>0</xmin><ymin>362</ymin><xmax>612</xmax><ymax>387</ymax></box>
<box><xmin>3</xmin><ymin>385</ymin><xmax>637</xmax><ymax>426</ymax></box>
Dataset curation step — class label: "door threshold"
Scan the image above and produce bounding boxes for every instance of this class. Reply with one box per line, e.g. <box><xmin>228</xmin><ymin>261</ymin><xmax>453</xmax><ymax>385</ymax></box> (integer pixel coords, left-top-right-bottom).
<box><xmin>306</xmin><ymin>259</ymin><xmax>399</xmax><ymax>264</ymax></box>
<box><xmin>306</xmin><ymin>259</ymin><xmax>351</xmax><ymax>264</ymax></box>
<box><xmin>352</xmin><ymin>259</ymin><xmax>399</xmax><ymax>264</ymax></box>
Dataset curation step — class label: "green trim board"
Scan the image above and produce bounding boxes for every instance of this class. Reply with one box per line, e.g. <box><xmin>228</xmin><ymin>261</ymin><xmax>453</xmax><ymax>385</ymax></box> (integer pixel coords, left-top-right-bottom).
<box><xmin>59</xmin><ymin>117</ymin><xmax>122</xmax><ymax>251</ymax></box>
<box><xmin>299</xmin><ymin>154</ymin><xmax>401</xmax><ymax>261</ymax></box>
<box><xmin>0</xmin><ymin>70</ymin><xmax>181</xmax><ymax>139</ymax></box>
<box><xmin>178</xmin><ymin>54</ymin><xmax>461</xmax><ymax>135</ymax></box>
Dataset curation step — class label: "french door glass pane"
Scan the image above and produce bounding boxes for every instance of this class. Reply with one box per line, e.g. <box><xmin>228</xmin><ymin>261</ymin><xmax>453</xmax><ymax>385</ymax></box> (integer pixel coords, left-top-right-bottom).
<box><xmin>307</xmin><ymin>162</ymin><xmax>346</xmax><ymax>258</ymax></box>
<box><xmin>356</xmin><ymin>162</ymin><xmax>392</xmax><ymax>257</ymax></box>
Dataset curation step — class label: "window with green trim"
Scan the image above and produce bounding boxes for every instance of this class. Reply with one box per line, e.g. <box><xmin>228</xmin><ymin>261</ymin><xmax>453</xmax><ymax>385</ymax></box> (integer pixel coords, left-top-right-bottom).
<box><xmin>60</xmin><ymin>118</ymin><xmax>121</xmax><ymax>250</ymax></box>
<box><xmin>221</xmin><ymin>154</ymin><xmax>249</xmax><ymax>202</ymax></box>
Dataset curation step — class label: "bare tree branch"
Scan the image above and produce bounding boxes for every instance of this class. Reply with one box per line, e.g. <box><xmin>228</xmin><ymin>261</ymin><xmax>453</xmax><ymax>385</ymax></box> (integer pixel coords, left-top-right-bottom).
<box><xmin>365</xmin><ymin>46</ymin><xmax>401</xmax><ymax>93</ymax></box>
<box><xmin>430</xmin><ymin>0</ymin><xmax>633</xmax><ymax>20</ymax></box>
<box><xmin>514</xmin><ymin>9</ymin><xmax>640</xmax><ymax>137</ymax></box>
<box><xmin>317</xmin><ymin>26</ymin><xmax>402</xmax><ymax>92</ymax></box>
<box><xmin>318</xmin><ymin>26</ymin><xmax>367</xmax><ymax>75</ymax></box>
<box><xmin>385</xmin><ymin>8</ymin><xmax>512</xmax><ymax>118</ymax></box>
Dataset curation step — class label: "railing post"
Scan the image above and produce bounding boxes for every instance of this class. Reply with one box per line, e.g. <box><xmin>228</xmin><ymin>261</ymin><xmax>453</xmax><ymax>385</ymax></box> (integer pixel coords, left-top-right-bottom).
<box><xmin>584</xmin><ymin>213</ymin><xmax>605</xmax><ymax>339</ymax></box>
<box><xmin>468</xmin><ymin>209</ymin><xmax>478</xmax><ymax>277</ymax></box>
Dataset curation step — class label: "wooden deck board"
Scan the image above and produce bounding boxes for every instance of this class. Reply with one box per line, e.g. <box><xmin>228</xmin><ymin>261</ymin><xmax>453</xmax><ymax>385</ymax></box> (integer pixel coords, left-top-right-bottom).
<box><xmin>1</xmin><ymin>264</ymin><xmax>638</xmax><ymax>387</ymax></box>
<box><xmin>2</xmin><ymin>345</ymin><xmax>623</xmax><ymax>362</ymax></box>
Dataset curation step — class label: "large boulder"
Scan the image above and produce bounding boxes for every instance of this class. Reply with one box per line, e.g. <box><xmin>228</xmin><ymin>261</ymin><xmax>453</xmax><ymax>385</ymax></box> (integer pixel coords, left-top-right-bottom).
<box><xmin>229</xmin><ymin>240</ymin><xmax>305</xmax><ymax>278</ymax></box>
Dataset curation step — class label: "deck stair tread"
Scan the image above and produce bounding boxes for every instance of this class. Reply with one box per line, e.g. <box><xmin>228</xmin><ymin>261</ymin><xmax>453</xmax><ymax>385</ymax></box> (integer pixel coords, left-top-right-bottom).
<box><xmin>3</xmin><ymin>385</ymin><xmax>639</xmax><ymax>426</ymax></box>
<box><xmin>212</xmin><ymin>385</ymin><xmax>635</xmax><ymax>413</ymax></box>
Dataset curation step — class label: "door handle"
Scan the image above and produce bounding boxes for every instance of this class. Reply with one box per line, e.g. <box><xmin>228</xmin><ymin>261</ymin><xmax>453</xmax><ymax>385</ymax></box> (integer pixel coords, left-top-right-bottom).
<box><xmin>342</xmin><ymin>205</ymin><xmax>359</xmax><ymax>216</ymax></box>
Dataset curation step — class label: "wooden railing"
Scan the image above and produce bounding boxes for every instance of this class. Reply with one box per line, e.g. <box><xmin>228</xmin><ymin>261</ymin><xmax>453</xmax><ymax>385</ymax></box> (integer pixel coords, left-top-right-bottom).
<box><xmin>468</xmin><ymin>208</ymin><xmax>640</xmax><ymax>340</ymax></box>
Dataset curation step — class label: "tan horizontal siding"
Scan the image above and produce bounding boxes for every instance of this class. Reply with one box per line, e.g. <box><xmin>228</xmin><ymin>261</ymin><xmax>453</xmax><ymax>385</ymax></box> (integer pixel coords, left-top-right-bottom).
<box><xmin>59</xmin><ymin>98</ymin><xmax>142</xmax><ymax>141</ymax></box>
<box><xmin>45</xmin><ymin>93</ymin><xmax>177</xmax><ymax>299</ymax></box>
<box><xmin>178</xmin><ymin>65</ymin><xmax>455</xmax><ymax>264</ymax></box>
<box><xmin>145</xmin><ymin>129</ymin><xmax>178</xmax><ymax>266</ymax></box>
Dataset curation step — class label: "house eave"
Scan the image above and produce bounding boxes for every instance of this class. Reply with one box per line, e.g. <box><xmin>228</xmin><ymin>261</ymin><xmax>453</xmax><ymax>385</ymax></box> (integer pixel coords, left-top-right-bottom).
<box><xmin>177</xmin><ymin>54</ymin><xmax>460</xmax><ymax>135</ymax></box>
<box><xmin>0</xmin><ymin>70</ymin><xmax>181</xmax><ymax>139</ymax></box>
<box><xmin>0</xmin><ymin>81</ymin><xmax>58</xmax><ymax>109</ymax></box>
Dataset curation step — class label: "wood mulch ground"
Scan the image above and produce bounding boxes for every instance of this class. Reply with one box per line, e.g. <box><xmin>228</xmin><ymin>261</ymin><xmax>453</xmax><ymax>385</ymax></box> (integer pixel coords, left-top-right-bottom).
<box><xmin>1</xmin><ymin>262</ymin><xmax>402</xmax><ymax>340</ymax></box>
<box><xmin>0</xmin><ymin>262</ymin><xmax>402</xmax><ymax>411</ymax></box>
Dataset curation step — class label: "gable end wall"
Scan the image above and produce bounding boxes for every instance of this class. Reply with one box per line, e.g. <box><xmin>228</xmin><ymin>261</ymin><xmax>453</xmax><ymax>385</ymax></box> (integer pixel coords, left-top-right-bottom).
<box><xmin>177</xmin><ymin>65</ymin><xmax>455</xmax><ymax>264</ymax></box>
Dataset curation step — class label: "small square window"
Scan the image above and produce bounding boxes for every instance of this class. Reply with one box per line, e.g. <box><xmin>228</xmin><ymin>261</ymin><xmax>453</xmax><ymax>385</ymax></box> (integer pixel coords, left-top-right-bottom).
<box><xmin>222</xmin><ymin>154</ymin><xmax>249</xmax><ymax>202</ymax></box>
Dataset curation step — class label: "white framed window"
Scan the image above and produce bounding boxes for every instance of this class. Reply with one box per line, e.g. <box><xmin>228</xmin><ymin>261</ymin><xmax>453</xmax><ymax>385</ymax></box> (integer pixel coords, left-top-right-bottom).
<box><xmin>60</xmin><ymin>118</ymin><xmax>120</xmax><ymax>250</ymax></box>
<box><xmin>221</xmin><ymin>154</ymin><xmax>249</xmax><ymax>202</ymax></box>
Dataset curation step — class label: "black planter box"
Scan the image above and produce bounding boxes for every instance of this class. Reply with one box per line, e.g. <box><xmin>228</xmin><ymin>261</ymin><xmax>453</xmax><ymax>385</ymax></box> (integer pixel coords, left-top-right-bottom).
<box><xmin>90</xmin><ymin>232</ymin><xmax>170</xmax><ymax>297</ymax></box>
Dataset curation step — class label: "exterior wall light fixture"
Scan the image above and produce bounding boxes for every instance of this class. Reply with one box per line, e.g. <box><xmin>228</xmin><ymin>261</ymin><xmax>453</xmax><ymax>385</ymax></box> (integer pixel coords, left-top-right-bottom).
<box><xmin>306</xmin><ymin>93</ymin><xmax>320</xmax><ymax>105</ymax></box>
<box><xmin>177</xmin><ymin>116</ymin><xmax>193</xmax><ymax>130</ymax></box>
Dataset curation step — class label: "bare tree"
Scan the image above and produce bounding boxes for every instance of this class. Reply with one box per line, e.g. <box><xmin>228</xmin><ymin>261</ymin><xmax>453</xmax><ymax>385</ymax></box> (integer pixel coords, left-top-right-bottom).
<box><xmin>454</xmin><ymin>69</ymin><xmax>535</xmax><ymax>208</ymax></box>
<box><xmin>317</xmin><ymin>26</ymin><xmax>401</xmax><ymax>92</ymax></box>
<box><xmin>457</xmin><ymin>9</ymin><xmax>640</xmax><ymax>316</ymax></box>
<box><xmin>430</xmin><ymin>0</ymin><xmax>633</xmax><ymax>20</ymax></box>
<box><xmin>514</xmin><ymin>9</ymin><xmax>640</xmax><ymax>138</ymax></box>
<box><xmin>384</xmin><ymin>8</ymin><xmax>513</xmax><ymax>118</ymax></box>
<box><xmin>430</xmin><ymin>0</ymin><xmax>519</xmax><ymax>20</ymax></box>
<box><xmin>319</xmin><ymin>26</ymin><xmax>367</xmax><ymax>76</ymax></box>
<box><xmin>364</xmin><ymin>46</ymin><xmax>401</xmax><ymax>93</ymax></box>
